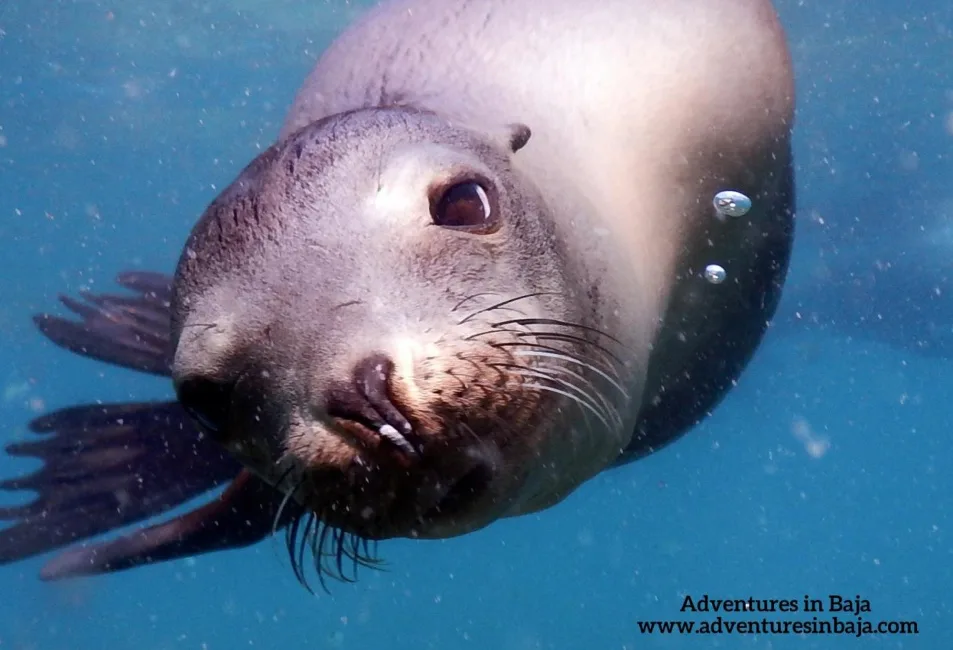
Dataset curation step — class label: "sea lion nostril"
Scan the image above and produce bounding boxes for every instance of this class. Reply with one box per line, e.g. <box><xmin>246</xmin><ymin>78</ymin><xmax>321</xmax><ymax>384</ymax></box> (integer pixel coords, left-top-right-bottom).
<box><xmin>323</xmin><ymin>353</ymin><xmax>419</xmax><ymax>455</ymax></box>
<box><xmin>354</xmin><ymin>354</ymin><xmax>415</xmax><ymax>434</ymax></box>
<box><xmin>175</xmin><ymin>376</ymin><xmax>233</xmax><ymax>436</ymax></box>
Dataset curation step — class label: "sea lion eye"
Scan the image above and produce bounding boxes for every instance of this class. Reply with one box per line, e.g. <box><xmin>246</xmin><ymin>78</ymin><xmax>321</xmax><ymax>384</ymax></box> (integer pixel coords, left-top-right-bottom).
<box><xmin>430</xmin><ymin>180</ymin><xmax>500</xmax><ymax>233</ymax></box>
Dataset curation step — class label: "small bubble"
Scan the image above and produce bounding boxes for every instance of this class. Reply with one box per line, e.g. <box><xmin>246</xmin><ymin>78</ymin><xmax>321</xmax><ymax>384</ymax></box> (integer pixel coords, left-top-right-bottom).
<box><xmin>703</xmin><ymin>264</ymin><xmax>726</xmax><ymax>284</ymax></box>
<box><xmin>713</xmin><ymin>190</ymin><xmax>752</xmax><ymax>218</ymax></box>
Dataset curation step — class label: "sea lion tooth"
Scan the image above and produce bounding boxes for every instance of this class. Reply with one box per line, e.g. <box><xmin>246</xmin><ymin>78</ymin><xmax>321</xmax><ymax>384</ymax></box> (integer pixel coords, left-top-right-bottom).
<box><xmin>378</xmin><ymin>424</ymin><xmax>417</xmax><ymax>455</ymax></box>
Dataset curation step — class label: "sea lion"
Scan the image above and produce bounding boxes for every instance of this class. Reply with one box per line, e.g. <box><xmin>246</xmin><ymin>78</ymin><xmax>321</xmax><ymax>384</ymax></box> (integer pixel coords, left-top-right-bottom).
<box><xmin>0</xmin><ymin>0</ymin><xmax>796</xmax><ymax>587</ymax></box>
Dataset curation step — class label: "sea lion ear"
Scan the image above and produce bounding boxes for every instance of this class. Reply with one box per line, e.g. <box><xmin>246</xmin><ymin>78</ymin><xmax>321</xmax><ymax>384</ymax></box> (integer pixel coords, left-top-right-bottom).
<box><xmin>506</xmin><ymin>123</ymin><xmax>532</xmax><ymax>152</ymax></box>
<box><xmin>452</xmin><ymin>118</ymin><xmax>532</xmax><ymax>154</ymax></box>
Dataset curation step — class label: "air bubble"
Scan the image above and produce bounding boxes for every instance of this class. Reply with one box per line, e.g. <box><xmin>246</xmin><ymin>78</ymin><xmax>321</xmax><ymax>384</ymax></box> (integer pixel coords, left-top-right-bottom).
<box><xmin>704</xmin><ymin>264</ymin><xmax>726</xmax><ymax>284</ymax></box>
<box><xmin>713</xmin><ymin>190</ymin><xmax>752</xmax><ymax>218</ymax></box>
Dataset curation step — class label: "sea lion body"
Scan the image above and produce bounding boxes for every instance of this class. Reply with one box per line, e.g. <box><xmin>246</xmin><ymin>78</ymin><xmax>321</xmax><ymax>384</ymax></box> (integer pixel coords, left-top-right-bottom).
<box><xmin>0</xmin><ymin>0</ymin><xmax>795</xmax><ymax>581</ymax></box>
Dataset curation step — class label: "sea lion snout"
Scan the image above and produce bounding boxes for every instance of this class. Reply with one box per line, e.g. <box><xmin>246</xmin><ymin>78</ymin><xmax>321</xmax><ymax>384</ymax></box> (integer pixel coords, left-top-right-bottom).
<box><xmin>299</xmin><ymin>340</ymin><xmax>527</xmax><ymax>538</ymax></box>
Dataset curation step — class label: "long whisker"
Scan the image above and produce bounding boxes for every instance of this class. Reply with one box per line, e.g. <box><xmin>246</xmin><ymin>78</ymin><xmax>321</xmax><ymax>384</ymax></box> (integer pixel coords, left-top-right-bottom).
<box><xmin>508</xmin><ymin>348</ymin><xmax>629</xmax><ymax>400</ymax></box>
<box><xmin>296</xmin><ymin>513</ymin><xmax>318</xmax><ymax>595</ymax></box>
<box><xmin>458</xmin><ymin>291</ymin><xmax>561</xmax><ymax>325</ymax></box>
<box><xmin>513</xmin><ymin>331</ymin><xmax>626</xmax><ymax>367</ymax></box>
<box><xmin>473</xmin><ymin>327</ymin><xmax>625</xmax><ymax>370</ymax></box>
<box><xmin>280</xmin><ymin>498</ymin><xmax>385</xmax><ymax>594</ymax></box>
<box><xmin>284</xmin><ymin>506</ymin><xmax>309</xmax><ymax>589</ymax></box>
<box><xmin>521</xmin><ymin>382</ymin><xmax>612</xmax><ymax>430</ymax></box>
<box><xmin>271</xmin><ymin>466</ymin><xmax>300</xmax><ymax>536</ymax></box>
<box><xmin>467</xmin><ymin>324</ymin><xmax>623</xmax><ymax>363</ymax></box>
<box><xmin>515</xmin><ymin>360</ymin><xmax>620</xmax><ymax>415</ymax></box>
<box><xmin>451</xmin><ymin>292</ymin><xmax>502</xmax><ymax>313</ymax></box>
<box><xmin>490</xmin><ymin>317</ymin><xmax>626</xmax><ymax>346</ymax></box>
<box><xmin>488</xmin><ymin>340</ymin><xmax>624</xmax><ymax>389</ymax></box>
<box><xmin>314</xmin><ymin>517</ymin><xmax>335</xmax><ymax>593</ymax></box>
<box><xmin>492</xmin><ymin>363</ymin><xmax>617</xmax><ymax>429</ymax></box>
<box><xmin>333</xmin><ymin>527</ymin><xmax>350</xmax><ymax>582</ymax></box>
<box><xmin>463</xmin><ymin>323</ymin><xmax>534</xmax><ymax>341</ymax></box>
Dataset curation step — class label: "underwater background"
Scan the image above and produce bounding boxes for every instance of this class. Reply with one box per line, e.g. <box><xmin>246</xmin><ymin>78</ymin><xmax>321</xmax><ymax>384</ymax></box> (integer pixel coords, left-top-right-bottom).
<box><xmin>0</xmin><ymin>0</ymin><xmax>950</xmax><ymax>648</ymax></box>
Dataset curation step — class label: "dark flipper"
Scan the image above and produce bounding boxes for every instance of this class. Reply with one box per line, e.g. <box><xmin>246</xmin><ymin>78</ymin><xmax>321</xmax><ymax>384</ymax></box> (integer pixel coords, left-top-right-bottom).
<box><xmin>1</xmin><ymin>271</ymin><xmax>290</xmax><ymax>579</ymax></box>
<box><xmin>34</xmin><ymin>469</ymin><xmax>293</xmax><ymax>580</ymax></box>
<box><xmin>0</xmin><ymin>401</ymin><xmax>244</xmax><ymax>571</ymax></box>
<box><xmin>33</xmin><ymin>271</ymin><xmax>175</xmax><ymax>377</ymax></box>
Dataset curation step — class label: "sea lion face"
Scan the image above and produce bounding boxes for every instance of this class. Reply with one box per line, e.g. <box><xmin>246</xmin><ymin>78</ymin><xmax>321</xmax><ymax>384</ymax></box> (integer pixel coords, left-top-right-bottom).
<box><xmin>169</xmin><ymin>107</ymin><xmax>634</xmax><ymax>543</ymax></box>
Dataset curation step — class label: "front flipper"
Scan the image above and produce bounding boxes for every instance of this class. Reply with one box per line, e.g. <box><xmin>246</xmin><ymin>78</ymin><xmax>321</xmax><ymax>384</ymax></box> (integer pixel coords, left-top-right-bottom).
<box><xmin>34</xmin><ymin>271</ymin><xmax>175</xmax><ymax>377</ymax></box>
<box><xmin>34</xmin><ymin>469</ymin><xmax>293</xmax><ymax>580</ymax></box>
<box><xmin>1</xmin><ymin>271</ymin><xmax>294</xmax><ymax>579</ymax></box>
<box><xmin>0</xmin><ymin>401</ymin><xmax>243</xmax><ymax>571</ymax></box>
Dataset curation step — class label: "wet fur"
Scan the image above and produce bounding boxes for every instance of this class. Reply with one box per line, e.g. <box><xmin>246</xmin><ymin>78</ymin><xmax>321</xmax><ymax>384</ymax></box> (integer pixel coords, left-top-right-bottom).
<box><xmin>0</xmin><ymin>0</ymin><xmax>795</xmax><ymax>587</ymax></box>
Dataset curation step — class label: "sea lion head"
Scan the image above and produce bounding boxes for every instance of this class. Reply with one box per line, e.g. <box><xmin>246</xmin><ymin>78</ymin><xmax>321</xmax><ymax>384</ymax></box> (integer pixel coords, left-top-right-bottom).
<box><xmin>168</xmin><ymin>106</ymin><xmax>636</xmax><ymax>554</ymax></box>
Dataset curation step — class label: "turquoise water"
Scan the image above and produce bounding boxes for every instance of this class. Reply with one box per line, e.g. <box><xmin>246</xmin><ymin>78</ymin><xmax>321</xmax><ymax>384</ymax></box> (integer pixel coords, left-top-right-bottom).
<box><xmin>0</xmin><ymin>1</ymin><xmax>950</xmax><ymax>648</ymax></box>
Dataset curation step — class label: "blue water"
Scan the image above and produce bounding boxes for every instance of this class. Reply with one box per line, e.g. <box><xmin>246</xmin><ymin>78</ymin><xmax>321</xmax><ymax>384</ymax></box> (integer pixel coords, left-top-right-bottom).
<box><xmin>0</xmin><ymin>1</ymin><xmax>950</xmax><ymax>648</ymax></box>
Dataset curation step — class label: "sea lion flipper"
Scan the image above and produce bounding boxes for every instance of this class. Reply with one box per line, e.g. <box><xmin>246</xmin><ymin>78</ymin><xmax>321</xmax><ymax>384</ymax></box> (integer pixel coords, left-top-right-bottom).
<box><xmin>33</xmin><ymin>271</ymin><xmax>175</xmax><ymax>377</ymax></box>
<box><xmin>0</xmin><ymin>400</ymin><xmax>242</xmax><ymax>568</ymax></box>
<box><xmin>35</xmin><ymin>470</ymin><xmax>289</xmax><ymax>580</ymax></box>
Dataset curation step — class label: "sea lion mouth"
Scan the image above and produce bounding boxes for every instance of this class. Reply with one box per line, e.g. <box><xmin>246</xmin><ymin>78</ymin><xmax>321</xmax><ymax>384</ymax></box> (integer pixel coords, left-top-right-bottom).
<box><xmin>308</xmin><ymin>352</ymin><xmax>504</xmax><ymax>535</ymax></box>
<box><xmin>422</xmin><ymin>455</ymin><xmax>496</xmax><ymax>520</ymax></box>
<box><xmin>303</xmin><ymin>438</ymin><xmax>499</xmax><ymax>540</ymax></box>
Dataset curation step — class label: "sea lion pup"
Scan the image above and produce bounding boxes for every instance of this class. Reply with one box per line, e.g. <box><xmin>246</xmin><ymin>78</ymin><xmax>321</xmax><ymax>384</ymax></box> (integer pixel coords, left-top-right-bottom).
<box><xmin>0</xmin><ymin>0</ymin><xmax>795</xmax><ymax>587</ymax></box>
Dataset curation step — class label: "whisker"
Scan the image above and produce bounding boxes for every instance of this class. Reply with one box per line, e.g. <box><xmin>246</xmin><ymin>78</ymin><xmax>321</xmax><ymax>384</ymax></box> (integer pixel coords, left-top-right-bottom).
<box><xmin>284</xmin><ymin>508</ymin><xmax>310</xmax><ymax>590</ymax></box>
<box><xmin>298</xmin><ymin>514</ymin><xmax>318</xmax><ymax>593</ymax></box>
<box><xmin>513</xmin><ymin>331</ymin><xmax>626</xmax><ymax>367</ymax></box>
<box><xmin>279</xmin><ymin>497</ymin><xmax>385</xmax><ymax>594</ymax></box>
<box><xmin>271</xmin><ymin>468</ymin><xmax>300</xmax><ymax>536</ymax></box>
<box><xmin>346</xmin><ymin>534</ymin><xmax>362</xmax><ymax>579</ymax></box>
<box><xmin>489</xmin><ymin>339</ymin><xmax>623</xmax><ymax>382</ymax></box>
<box><xmin>441</xmin><ymin>385</ymin><xmax>528</xmax><ymax>449</ymax></box>
<box><xmin>458</xmin><ymin>291</ymin><xmax>561</xmax><ymax>325</ymax></box>
<box><xmin>451</xmin><ymin>292</ymin><xmax>502</xmax><ymax>313</ymax></box>
<box><xmin>492</xmin><ymin>363</ymin><xmax>617</xmax><ymax>429</ymax></box>
<box><xmin>334</xmin><ymin>527</ymin><xmax>351</xmax><ymax>582</ymax></box>
<box><xmin>314</xmin><ymin>518</ymin><xmax>334</xmax><ymax>593</ymax></box>
<box><xmin>458</xmin><ymin>421</ymin><xmax>483</xmax><ymax>445</ymax></box>
<box><xmin>515</xmin><ymin>359</ymin><xmax>613</xmax><ymax>401</ymax></box>
<box><xmin>491</xmin><ymin>317</ymin><xmax>625</xmax><ymax>347</ymax></box>
<box><xmin>508</xmin><ymin>348</ymin><xmax>629</xmax><ymax>399</ymax></box>
<box><xmin>522</xmin><ymin>382</ymin><xmax>612</xmax><ymax>430</ymax></box>
<box><xmin>520</xmin><ymin>361</ymin><xmax>624</xmax><ymax>429</ymax></box>
<box><xmin>461</xmin><ymin>318</ymin><xmax>535</xmax><ymax>341</ymax></box>
<box><xmin>454</xmin><ymin>355</ymin><xmax>510</xmax><ymax>386</ymax></box>
<box><xmin>472</xmin><ymin>327</ymin><xmax>625</xmax><ymax>372</ymax></box>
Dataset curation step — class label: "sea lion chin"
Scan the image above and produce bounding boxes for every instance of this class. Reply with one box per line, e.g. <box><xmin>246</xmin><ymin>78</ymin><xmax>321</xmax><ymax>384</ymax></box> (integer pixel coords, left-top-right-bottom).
<box><xmin>169</xmin><ymin>108</ymin><xmax>636</xmax><ymax>541</ymax></box>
